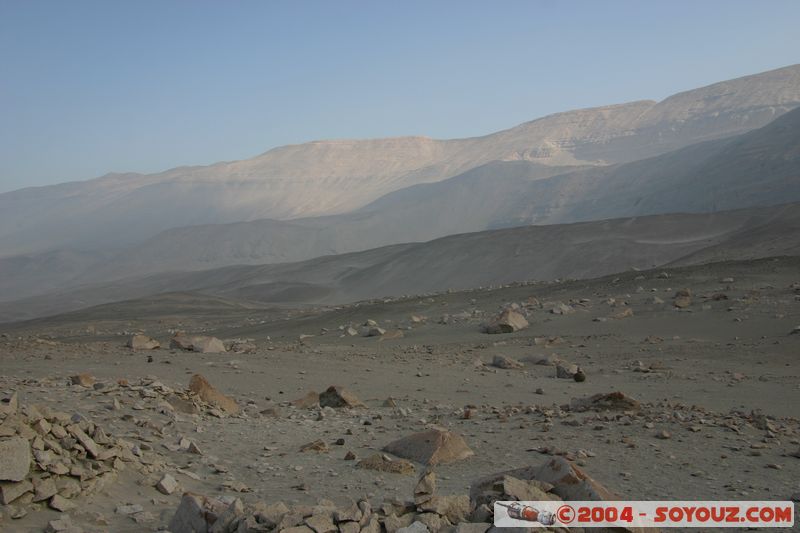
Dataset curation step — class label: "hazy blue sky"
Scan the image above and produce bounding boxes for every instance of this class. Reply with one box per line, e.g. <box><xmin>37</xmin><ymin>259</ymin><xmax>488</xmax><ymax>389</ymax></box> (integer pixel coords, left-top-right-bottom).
<box><xmin>1</xmin><ymin>0</ymin><xmax>798</xmax><ymax>193</ymax></box>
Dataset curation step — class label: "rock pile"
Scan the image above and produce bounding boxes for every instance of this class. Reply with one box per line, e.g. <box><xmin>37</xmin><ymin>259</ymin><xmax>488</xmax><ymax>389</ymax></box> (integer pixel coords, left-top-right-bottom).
<box><xmin>0</xmin><ymin>394</ymin><xmax>153</xmax><ymax>520</ymax></box>
<box><xmin>127</xmin><ymin>334</ymin><xmax>160</xmax><ymax>350</ymax></box>
<box><xmin>166</xmin><ymin>457</ymin><xmax>652</xmax><ymax>533</ymax></box>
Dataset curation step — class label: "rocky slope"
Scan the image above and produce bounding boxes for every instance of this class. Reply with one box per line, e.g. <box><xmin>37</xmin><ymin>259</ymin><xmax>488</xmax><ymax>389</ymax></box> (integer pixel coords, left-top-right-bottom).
<box><xmin>2</xmin><ymin>201</ymin><xmax>798</xmax><ymax>322</ymax></box>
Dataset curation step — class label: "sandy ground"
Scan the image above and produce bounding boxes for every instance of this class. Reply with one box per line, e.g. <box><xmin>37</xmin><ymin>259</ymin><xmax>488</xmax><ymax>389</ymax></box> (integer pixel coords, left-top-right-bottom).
<box><xmin>1</xmin><ymin>256</ymin><xmax>799</xmax><ymax>532</ymax></box>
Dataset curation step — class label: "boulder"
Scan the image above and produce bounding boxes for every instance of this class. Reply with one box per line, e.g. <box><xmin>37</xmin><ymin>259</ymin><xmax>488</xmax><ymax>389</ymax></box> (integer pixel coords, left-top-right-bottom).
<box><xmin>127</xmin><ymin>334</ymin><xmax>160</xmax><ymax>350</ymax></box>
<box><xmin>0</xmin><ymin>436</ymin><xmax>31</xmax><ymax>481</ymax></box>
<box><xmin>319</xmin><ymin>386</ymin><xmax>365</xmax><ymax>408</ymax></box>
<box><xmin>555</xmin><ymin>362</ymin><xmax>578</xmax><ymax>379</ymax></box>
<box><xmin>188</xmin><ymin>374</ymin><xmax>240</xmax><ymax>415</ymax></box>
<box><xmin>483</xmin><ymin>310</ymin><xmax>528</xmax><ymax>334</ymax></box>
<box><xmin>673</xmin><ymin>288</ymin><xmax>692</xmax><ymax>308</ymax></box>
<box><xmin>168</xmin><ymin>492</ymin><xmax>215</xmax><ymax>533</ymax></box>
<box><xmin>384</xmin><ymin>429</ymin><xmax>474</xmax><ymax>465</ymax></box>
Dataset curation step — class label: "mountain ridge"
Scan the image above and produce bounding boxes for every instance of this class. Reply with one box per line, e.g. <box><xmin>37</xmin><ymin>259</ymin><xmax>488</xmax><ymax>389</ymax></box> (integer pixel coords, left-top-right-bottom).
<box><xmin>2</xmin><ymin>64</ymin><xmax>799</xmax><ymax>257</ymax></box>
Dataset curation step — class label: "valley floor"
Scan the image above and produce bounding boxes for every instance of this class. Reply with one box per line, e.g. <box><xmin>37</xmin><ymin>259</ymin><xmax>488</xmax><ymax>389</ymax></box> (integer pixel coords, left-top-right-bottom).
<box><xmin>1</xmin><ymin>256</ymin><xmax>799</xmax><ymax>532</ymax></box>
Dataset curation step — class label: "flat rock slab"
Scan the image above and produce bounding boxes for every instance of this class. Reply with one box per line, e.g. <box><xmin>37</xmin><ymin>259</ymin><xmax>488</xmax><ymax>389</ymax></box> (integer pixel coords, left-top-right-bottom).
<box><xmin>0</xmin><ymin>436</ymin><xmax>31</xmax><ymax>481</ymax></box>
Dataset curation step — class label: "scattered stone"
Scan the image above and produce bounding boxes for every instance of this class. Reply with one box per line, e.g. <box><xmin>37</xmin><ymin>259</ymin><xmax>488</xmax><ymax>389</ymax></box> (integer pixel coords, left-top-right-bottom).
<box><xmin>613</xmin><ymin>307</ymin><xmax>634</xmax><ymax>319</ymax></box>
<box><xmin>357</xmin><ymin>454</ymin><xmax>416</xmax><ymax>475</ymax></box>
<box><xmin>549</xmin><ymin>302</ymin><xmax>573</xmax><ymax>315</ymax></box>
<box><xmin>0</xmin><ymin>479</ymin><xmax>33</xmax><ymax>504</ymax></box>
<box><xmin>384</xmin><ymin>428</ymin><xmax>474</xmax><ymax>465</ymax></box>
<box><xmin>188</xmin><ymin>374</ymin><xmax>240</xmax><ymax>415</ymax></box>
<box><xmin>49</xmin><ymin>494</ymin><xmax>77</xmax><ymax>511</ymax></box>
<box><xmin>45</xmin><ymin>516</ymin><xmax>75</xmax><ymax>533</ymax></box>
<box><xmin>319</xmin><ymin>386</ymin><xmax>365</xmax><ymax>408</ymax></box>
<box><xmin>397</xmin><ymin>522</ymin><xmax>429</xmax><ymax>533</ymax></box>
<box><xmin>127</xmin><ymin>334</ymin><xmax>160</xmax><ymax>350</ymax></box>
<box><xmin>70</xmin><ymin>373</ymin><xmax>95</xmax><ymax>388</ymax></box>
<box><xmin>300</xmin><ymin>440</ymin><xmax>330</xmax><ymax>453</ymax></box>
<box><xmin>490</xmin><ymin>355</ymin><xmax>523</xmax><ymax>370</ymax></box>
<box><xmin>32</xmin><ymin>475</ymin><xmax>57</xmax><ymax>502</ymax></box>
<box><xmin>573</xmin><ymin>368</ymin><xmax>586</xmax><ymax>382</ymax></box>
<box><xmin>156</xmin><ymin>473</ymin><xmax>179</xmax><ymax>495</ymax></box>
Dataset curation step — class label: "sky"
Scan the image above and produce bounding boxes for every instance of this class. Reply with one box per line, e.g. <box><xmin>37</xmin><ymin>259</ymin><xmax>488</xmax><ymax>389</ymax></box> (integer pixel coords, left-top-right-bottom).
<box><xmin>1</xmin><ymin>1</ymin><xmax>799</xmax><ymax>193</ymax></box>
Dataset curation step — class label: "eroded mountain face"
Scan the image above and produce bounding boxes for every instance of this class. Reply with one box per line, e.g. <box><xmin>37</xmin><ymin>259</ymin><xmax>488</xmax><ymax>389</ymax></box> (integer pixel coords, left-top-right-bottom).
<box><xmin>1</xmin><ymin>65</ymin><xmax>799</xmax><ymax>257</ymax></box>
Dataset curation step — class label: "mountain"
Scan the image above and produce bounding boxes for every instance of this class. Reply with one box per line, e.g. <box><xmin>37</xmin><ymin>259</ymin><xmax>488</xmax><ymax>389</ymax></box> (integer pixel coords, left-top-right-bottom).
<box><xmin>35</xmin><ymin>102</ymin><xmax>799</xmax><ymax>297</ymax></box>
<box><xmin>2</xmin><ymin>201</ymin><xmax>798</xmax><ymax>323</ymax></box>
<box><xmin>1</xmin><ymin>64</ymin><xmax>799</xmax><ymax>257</ymax></box>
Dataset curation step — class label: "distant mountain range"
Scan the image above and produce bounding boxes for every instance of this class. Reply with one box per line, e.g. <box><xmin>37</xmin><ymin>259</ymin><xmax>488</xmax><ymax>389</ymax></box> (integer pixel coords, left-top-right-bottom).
<box><xmin>2</xmin><ymin>64</ymin><xmax>799</xmax><ymax>257</ymax></box>
<box><xmin>1</xmin><ymin>64</ymin><xmax>800</xmax><ymax>319</ymax></box>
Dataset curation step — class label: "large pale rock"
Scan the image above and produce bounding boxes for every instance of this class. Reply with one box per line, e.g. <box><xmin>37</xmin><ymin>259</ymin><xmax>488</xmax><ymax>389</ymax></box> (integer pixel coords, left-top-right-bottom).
<box><xmin>0</xmin><ymin>437</ymin><xmax>31</xmax><ymax>481</ymax></box>
<box><xmin>483</xmin><ymin>310</ymin><xmax>528</xmax><ymax>334</ymax></box>
<box><xmin>318</xmin><ymin>386</ymin><xmax>365</xmax><ymax>408</ymax></box>
<box><xmin>127</xmin><ymin>334</ymin><xmax>160</xmax><ymax>350</ymax></box>
<box><xmin>188</xmin><ymin>374</ymin><xmax>240</xmax><ymax>415</ymax></box>
<box><xmin>384</xmin><ymin>429</ymin><xmax>474</xmax><ymax>465</ymax></box>
<box><xmin>171</xmin><ymin>334</ymin><xmax>226</xmax><ymax>353</ymax></box>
